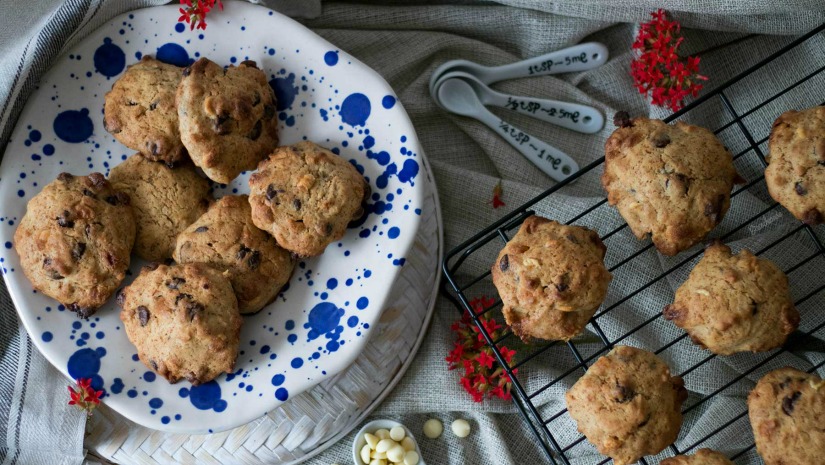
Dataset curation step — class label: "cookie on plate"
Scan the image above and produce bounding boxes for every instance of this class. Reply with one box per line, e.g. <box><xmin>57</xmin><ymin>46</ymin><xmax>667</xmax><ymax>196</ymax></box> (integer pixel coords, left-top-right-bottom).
<box><xmin>118</xmin><ymin>262</ymin><xmax>241</xmax><ymax>385</ymax></box>
<box><xmin>13</xmin><ymin>172</ymin><xmax>135</xmax><ymax>318</ymax></box>
<box><xmin>176</xmin><ymin>57</ymin><xmax>278</xmax><ymax>183</ymax></box>
<box><xmin>566</xmin><ymin>345</ymin><xmax>687</xmax><ymax>465</ymax></box>
<box><xmin>664</xmin><ymin>241</ymin><xmax>799</xmax><ymax>355</ymax></box>
<box><xmin>491</xmin><ymin>215</ymin><xmax>612</xmax><ymax>341</ymax></box>
<box><xmin>103</xmin><ymin>56</ymin><xmax>187</xmax><ymax>166</ymax></box>
<box><xmin>660</xmin><ymin>449</ymin><xmax>734</xmax><ymax>465</ymax></box>
<box><xmin>747</xmin><ymin>367</ymin><xmax>825</xmax><ymax>465</ymax></box>
<box><xmin>248</xmin><ymin>141</ymin><xmax>369</xmax><ymax>256</ymax></box>
<box><xmin>109</xmin><ymin>153</ymin><xmax>211</xmax><ymax>262</ymax></box>
<box><xmin>765</xmin><ymin>106</ymin><xmax>825</xmax><ymax>225</ymax></box>
<box><xmin>173</xmin><ymin>195</ymin><xmax>296</xmax><ymax>314</ymax></box>
<box><xmin>602</xmin><ymin>115</ymin><xmax>742</xmax><ymax>256</ymax></box>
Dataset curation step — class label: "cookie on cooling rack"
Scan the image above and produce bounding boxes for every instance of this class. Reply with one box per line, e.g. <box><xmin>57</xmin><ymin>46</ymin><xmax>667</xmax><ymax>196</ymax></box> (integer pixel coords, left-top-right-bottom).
<box><xmin>173</xmin><ymin>195</ymin><xmax>296</xmax><ymax>314</ymax></box>
<box><xmin>565</xmin><ymin>345</ymin><xmax>687</xmax><ymax>465</ymax></box>
<box><xmin>103</xmin><ymin>56</ymin><xmax>188</xmax><ymax>166</ymax></box>
<box><xmin>765</xmin><ymin>105</ymin><xmax>825</xmax><ymax>225</ymax></box>
<box><xmin>119</xmin><ymin>262</ymin><xmax>241</xmax><ymax>385</ymax></box>
<box><xmin>109</xmin><ymin>153</ymin><xmax>211</xmax><ymax>262</ymax></box>
<box><xmin>748</xmin><ymin>367</ymin><xmax>825</xmax><ymax>465</ymax></box>
<box><xmin>663</xmin><ymin>241</ymin><xmax>799</xmax><ymax>355</ymax></box>
<box><xmin>660</xmin><ymin>448</ymin><xmax>734</xmax><ymax>465</ymax></box>
<box><xmin>248</xmin><ymin>141</ymin><xmax>370</xmax><ymax>257</ymax></box>
<box><xmin>177</xmin><ymin>57</ymin><xmax>279</xmax><ymax>183</ymax></box>
<box><xmin>13</xmin><ymin>173</ymin><xmax>135</xmax><ymax>318</ymax></box>
<box><xmin>602</xmin><ymin>114</ymin><xmax>742</xmax><ymax>256</ymax></box>
<box><xmin>491</xmin><ymin>215</ymin><xmax>612</xmax><ymax>342</ymax></box>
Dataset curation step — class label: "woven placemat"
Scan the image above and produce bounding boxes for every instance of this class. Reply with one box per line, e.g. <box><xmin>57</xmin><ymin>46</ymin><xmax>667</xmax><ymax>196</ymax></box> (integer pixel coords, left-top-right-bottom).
<box><xmin>84</xmin><ymin>161</ymin><xmax>442</xmax><ymax>465</ymax></box>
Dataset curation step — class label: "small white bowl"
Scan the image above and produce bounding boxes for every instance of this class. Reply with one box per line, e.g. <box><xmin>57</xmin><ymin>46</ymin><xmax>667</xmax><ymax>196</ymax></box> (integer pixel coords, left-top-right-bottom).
<box><xmin>352</xmin><ymin>419</ymin><xmax>426</xmax><ymax>465</ymax></box>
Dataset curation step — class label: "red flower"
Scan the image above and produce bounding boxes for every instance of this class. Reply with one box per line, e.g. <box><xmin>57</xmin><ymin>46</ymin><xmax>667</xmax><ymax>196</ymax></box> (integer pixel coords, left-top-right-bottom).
<box><xmin>68</xmin><ymin>378</ymin><xmax>103</xmax><ymax>417</ymax></box>
<box><xmin>178</xmin><ymin>0</ymin><xmax>223</xmax><ymax>30</ymax></box>
<box><xmin>447</xmin><ymin>296</ymin><xmax>519</xmax><ymax>403</ymax></box>
<box><xmin>490</xmin><ymin>181</ymin><xmax>505</xmax><ymax>209</ymax></box>
<box><xmin>630</xmin><ymin>9</ymin><xmax>707</xmax><ymax>112</ymax></box>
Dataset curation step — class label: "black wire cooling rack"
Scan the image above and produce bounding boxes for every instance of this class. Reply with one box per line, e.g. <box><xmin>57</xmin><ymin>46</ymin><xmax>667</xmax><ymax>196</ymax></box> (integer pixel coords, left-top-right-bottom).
<box><xmin>442</xmin><ymin>23</ymin><xmax>825</xmax><ymax>465</ymax></box>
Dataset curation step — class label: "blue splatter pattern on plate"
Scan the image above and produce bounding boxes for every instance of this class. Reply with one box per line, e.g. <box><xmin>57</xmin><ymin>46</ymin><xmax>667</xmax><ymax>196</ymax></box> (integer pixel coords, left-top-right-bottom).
<box><xmin>0</xmin><ymin>1</ymin><xmax>424</xmax><ymax>434</ymax></box>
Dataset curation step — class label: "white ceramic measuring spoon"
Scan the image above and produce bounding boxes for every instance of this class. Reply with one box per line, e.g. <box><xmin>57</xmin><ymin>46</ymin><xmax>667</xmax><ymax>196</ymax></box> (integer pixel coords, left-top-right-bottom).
<box><xmin>436</xmin><ymin>77</ymin><xmax>578</xmax><ymax>182</ymax></box>
<box><xmin>433</xmin><ymin>71</ymin><xmax>604</xmax><ymax>134</ymax></box>
<box><xmin>428</xmin><ymin>42</ymin><xmax>609</xmax><ymax>97</ymax></box>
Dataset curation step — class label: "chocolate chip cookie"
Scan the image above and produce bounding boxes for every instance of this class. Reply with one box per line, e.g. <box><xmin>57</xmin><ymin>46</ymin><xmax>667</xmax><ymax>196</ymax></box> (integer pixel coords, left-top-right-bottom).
<box><xmin>602</xmin><ymin>116</ymin><xmax>742</xmax><ymax>256</ymax></box>
<box><xmin>14</xmin><ymin>173</ymin><xmax>135</xmax><ymax>318</ymax></box>
<box><xmin>664</xmin><ymin>241</ymin><xmax>799</xmax><ymax>355</ymax></box>
<box><xmin>108</xmin><ymin>153</ymin><xmax>211</xmax><ymax>262</ymax></box>
<box><xmin>661</xmin><ymin>449</ymin><xmax>734</xmax><ymax>465</ymax></box>
<box><xmin>748</xmin><ymin>367</ymin><xmax>825</xmax><ymax>465</ymax></box>
<box><xmin>118</xmin><ymin>262</ymin><xmax>241</xmax><ymax>385</ymax></box>
<box><xmin>103</xmin><ymin>56</ymin><xmax>187</xmax><ymax>166</ymax></box>
<box><xmin>765</xmin><ymin>106</ymin><xmax>825</xmax><ymax>225</ymax></box>
<box><xmin>177</xmin><ymin>57</ymin><xmax>278</xmax><ymax>183</ymax></box>
<box><xmin>491</xmin><ymin>215</ymin><xmax>612</xmax><ymax>341</ymax></box>
<box><xmin>566</xmin><ymin>345</ymin><xmax>687</xmax><ymax>465</ymax></box>
<box><xmin>173</xmin><ymin>195</ymin><xmax>296</xmax><ymax>314</ymax></box>
<box><xmin>248</xmin><ymin>141</ymin><xmax>369</xmax><ymax>256</ymax></box>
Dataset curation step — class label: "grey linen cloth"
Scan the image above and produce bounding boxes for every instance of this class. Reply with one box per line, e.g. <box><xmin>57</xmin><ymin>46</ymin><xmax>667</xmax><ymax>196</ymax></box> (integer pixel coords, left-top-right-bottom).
<box><xmin>1</xmin><ymin>1</ymin><xmax>825</xmax><ymax>464</ymax></box>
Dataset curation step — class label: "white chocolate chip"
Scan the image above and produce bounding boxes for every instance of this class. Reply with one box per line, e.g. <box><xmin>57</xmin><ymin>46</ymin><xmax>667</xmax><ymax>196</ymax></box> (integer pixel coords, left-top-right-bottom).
<box><xmin>810</xmin><ymin>379</ymin><xmax>825</xmax><ymax>390</ymax></box>
<box><xmin>695</xmin><ymin>289</ymin><xmax>710</xmax><ymax>296</ymax></box>
<box><xmin>523</xmin><ymin>258</ymin><xmax>540</xmax><ymax>267</ymax></box>
<box><xmin>360</xmin><ymin>444</ymin><xmax>372</xmax><ymax>464</ymax></box>
<box><xmin>369</xmin><ymin>460</ymin><xmax>387</xmax><ymax>465</ymax></box>
<box><xmin>376</xmin><ymin>439</ymin><xmax>396</xmax><ymax>454</ymax></box>
<box><xmin>371</xmin><ymin>451</ymin><xmax>387</xmax><ymax>460</ymax></box>
<box><xmin>451</xmin><ymin>419</ymin><xmax>471</xmax><ymax>438</ymax></box>
<box><xmin>404</xmin><ymin>451</ymin><xmax>420</xmax><ymax>465</ymax></box>
<box><xmin>400</xmin><ymin>437</ymin><xmax>416</xmax><ymax>451</ymax></box>
<box><xmin>375</xmin><ymin>429</ymin><xmax>391</xmax><ymax>440</ymax></box>
<box><xmin>365</xmin><ymin>433</ymin><xmax>380</xmax><ymax>449</ymax></box>
<box><xmin>422</xmin><ymin>418</ymin><xmax>443</xmax><ymax>439</ymax></box>
<box><xmin>387</xmin><ymin>444</ymin><xmax>406</xmax><ymax>463</ymax></box>
<box><xmin>389</xmin><ymin>426</ymin><xmax>406</xmax><ymax>442</ymax></box>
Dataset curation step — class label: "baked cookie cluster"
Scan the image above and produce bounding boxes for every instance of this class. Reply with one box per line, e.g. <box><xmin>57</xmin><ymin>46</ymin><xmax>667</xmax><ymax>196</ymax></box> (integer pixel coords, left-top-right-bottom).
<box><xmin>15</xmin><ymin>54</ymin><xmax>370</xmax><ymax>386</ymax></box>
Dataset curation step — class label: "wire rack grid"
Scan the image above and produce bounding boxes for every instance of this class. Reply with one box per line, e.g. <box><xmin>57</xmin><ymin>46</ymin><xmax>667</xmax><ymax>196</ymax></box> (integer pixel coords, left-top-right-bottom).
<box><xmin>442</xmin><ymin>23</ymin><xmax>825</xmax><ymax>465</ymax></box>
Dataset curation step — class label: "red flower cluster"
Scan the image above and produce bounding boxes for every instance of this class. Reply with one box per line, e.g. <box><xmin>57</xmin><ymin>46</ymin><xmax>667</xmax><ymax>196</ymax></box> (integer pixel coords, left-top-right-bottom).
<box><xmin>446</xmin><ymin>296</ymin><xmax>517</xmax><ymax>402</ymax></box>
<box><xmin>631</xmin><ymin>9</ymin><xmax>707</xmax><ymax>112</ymax></box>
<box><xmin>178</xmin><ymin>0</ymin><xmax>223</xmax><ymax>30</ymax></box>
<box><xmin>68</xmin><ymin>378</ymin><xmax>103</xmax><ymax>417</ymax></box>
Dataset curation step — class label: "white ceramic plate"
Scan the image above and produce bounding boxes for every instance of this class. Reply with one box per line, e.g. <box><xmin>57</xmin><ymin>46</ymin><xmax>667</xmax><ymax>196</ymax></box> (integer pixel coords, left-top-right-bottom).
<box><xmin>0</xmin><ymin>1</ymin><xmax>423</xmax><ymax>433</ymax></box>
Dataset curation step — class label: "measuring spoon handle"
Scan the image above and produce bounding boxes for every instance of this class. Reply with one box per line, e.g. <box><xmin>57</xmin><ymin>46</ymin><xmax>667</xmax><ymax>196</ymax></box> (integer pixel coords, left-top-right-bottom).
<box><xmin>475</xmin><ymin>109</ymin><xmax>578</xmax><ymax>182</ymax></box>
<box><xmin>484</xmin><ymin>91</ymin><xmax>604</xmax><ymax>134</ymax></box>
<box><xmin>483</xmin><ymin>42</ymin><xmax>608</xmax><ymax>84</ymax></box>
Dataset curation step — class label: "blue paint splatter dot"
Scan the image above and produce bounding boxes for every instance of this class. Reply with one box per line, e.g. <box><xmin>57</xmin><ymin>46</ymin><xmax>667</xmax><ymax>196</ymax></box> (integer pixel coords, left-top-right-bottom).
<box><xmin>127</xmin><ymin>389</ymin><xmax>138</xmax><ymax>398</ymax></box>
<box><xmin>398</xmin><ymin>159</ymin><xmax>420</xmax><ymax>184</ymax></box>
<box><xmin>304</xmin><ymin>302</ymin><xmax>345</xmax><ymax>341</ymax></box>
<box><xmin>327</xmin><ymin>278</ymin><xmax>338</xmax><ymax>290</ymax></box>
<box><xmin>340</xmin><ymin>93</ymin><xmax>371</xmax><ymax>127</ymax></box>
<box><xmin>67</xmin><ymin>347</ymin><xmax>106</xmax><ymax>392</ymax></box>
<box><xmin>54</xmin><ymin>108</ymin><xmax>93</xmax><ymax>143</ymax></box>
<box><xmin>143</xmin><ymin>371</ymin><xmax>156</xmax><ymax>382</ymax></box>
<box><xmin>270</xmin><ymin>73</ymin><xmax>298</xmax><ymax>111</ymax></box>
<box><xmin>4</xmin><ymin>242</ymin><xmax>11</xmax><ymax>249</ymax></box>
<box><xmin>363</xmin><ymin>136</ymin><xmax>375</xmax><ymax>149</ymax></box>
<box><xmin>149</xmin><ymin>398</ymin><xmax>163</xmax><ymax>408</ymax></box>
<box><xmin>260</xmin><ymin>345</ymin><xmax>270</xmax><ymax>354</ymax></box>
<box><xmin>291</xmin><ymin>357</ymin><xmax>303</xmax><ymax>369</ymax></box>
<box><xmin>94</xmin><ymin>38</ymin><xmax>125</xmax><ymax>77</ymax></box>
<box><xmin>161</xmin><ymin>416</ymin><xmax>170</xmax><ymax>424</ymax></box>
<box><xmin>285</xmin><ymin>320</ymin><xmax>295</xmax><ymax>331</ymax></box>
<box><xmin>324</xmin><ymin>51</ymin><xmax>339</xmax><ymax>66</ymax></box>
<box><xmin>287</xmin><ymin>334</ymin><xmax>297</xmax><ymax>344</ymax></box>
<box><xmin>111</xmin><ymin>378</ymin><xmax>124</xmax><ymax>394</ymax></box>
<box><xmin>268</xmin><ymin>48</ymin><xmax>275</xmax><ymax>56</ymax></box>
<box><xmin>364</xmin><ymin>270</ymin><xmax>372</xmax><ymax>278</ymax></box>
<box><xmin>96</xmin><ymin>331</ymin><xmax>104</xmax><ymax>339</ymax></box>
<box><xmin>275</xmin><ymin>387</ymin><xmax>289</xmax><ymax>401</ymax></box>
<box><xmin>16</xmin><ymin>190</ymin><xmax>24</xmax><ymax>197</ymax></box>
<box><xmin>131</xmin><ymin>354</ymin><xmax>140</xmax><ymax>361</ymax></box>
<box><xmin>359</xmin><ymin>229</ymin><xmax>370</xmax><ymax>238</ymax></box>
<box><xmin>29</xmin><ymin>130</ymin><xmax>41</xmax><ymax>142</ymax></box>
<box><xmin>357</xmin><ymin>297</ymin><xmax>369</xmax><ymax>310</ymax></box>
<box><xmin>175</xmin><ymin>23</ymin><xmax>185</xmax><ymax>33</ymax></box>
<box><xmin>388</xmin><ymin>227</ymin><xmax>400</xmax><ymax>239</ymax></box>
<box><xmin>41</xmin><ymin>331</ymin><xmax>53</xmax><ymax>342</ymax></box>
<box><xmin>347</xmin><ymin>316</ymin><xmax>359</xmax><ymax>328</ymax></box>
<box><xmin>156</xmin><ymin>43</ymin><xmax>191</xmax><ymax>67</ymax></box>
<box><xmin>184</xmin><ymin>381</ymin><xmax>227</xmax><ymax>412</ymax></box>
<box><xmin>175</xmin><ymin>414</ymin><xmax>182</xmax><ymax>420</ymax></box>
<box><xmin>382</xmin><ymin>95</ymin><xmax>396</xmax><ymax>109</ymax></box>
<box><xmin>271</xmin><ymin>374</ymin><xmax>285</xmax><ymax>386</ymax></box>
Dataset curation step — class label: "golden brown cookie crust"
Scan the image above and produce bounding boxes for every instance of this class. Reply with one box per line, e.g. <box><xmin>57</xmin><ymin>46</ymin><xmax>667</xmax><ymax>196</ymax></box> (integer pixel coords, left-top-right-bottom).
<box><xmin>13</xmin><ymin>172</ymin><xmax>135</xmax><ymax>318</ymax></box>
<box><xmin>602</xmin><ymin>118</ymin><xmax>741</xmax><ymax>256</ymax></box>
<box><xmin>765</xmin><ymin>106</ymin><xmax>825</xmax><ymax>225</ymax></box>
<box><xmin>565</xmin><ymin>345</ymin><xmax>687</xmax><ymax>465</ymax></box>
<box><xmin>177</xmin><ymin>57</ymin><xmax>279</xmax><ymax>183</ymax></box>
<box><xmin>664</xmin><ymin>242</ymin><xmax>799</xmax><ymax>355</ymax></box>
<box><xmin>118</xmin><ymin>262</ymin><xmax>241</xmax><ymax>385</ymax></box>
<box><xmin>248</xmin><ymin>141</ymin><xmax>369</xmax><ymax>257</ymax></box>
<box><xmin>109</xmin><ymin>153</ymin><xmax>211</xmax><ymax>262</ymax></box>
<box><xmin>174</xmin><ymin>195</ymin><xmax>296</xmax><ymax>314</ymax></box>
<box><xmin>103</xmin><ymin>56</ymin><xmax>187</xmax><ymax>166</ymax></box>
<box><xmin>491</xmin><ymin>215</ymin><xmax>612</xmax><ymax>341</ymax></box>
<box><xmin>747</xmin><ymin>367</ymin><xmax>825</xmax><ymax>465</ymax></box>
<box><xmin>660</xmin><ymin>448</ymin><xmax>734</xmax><ymax>465</ymax></box>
